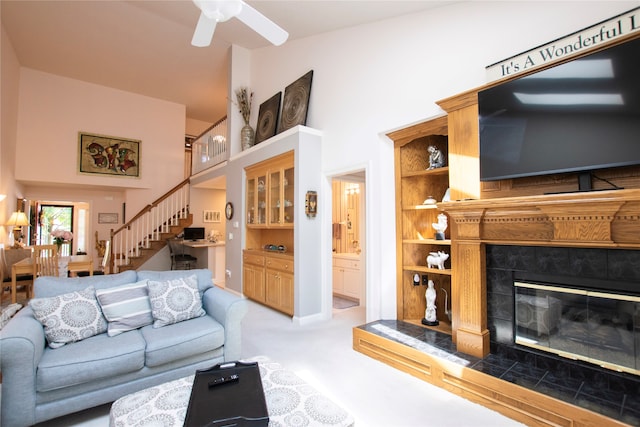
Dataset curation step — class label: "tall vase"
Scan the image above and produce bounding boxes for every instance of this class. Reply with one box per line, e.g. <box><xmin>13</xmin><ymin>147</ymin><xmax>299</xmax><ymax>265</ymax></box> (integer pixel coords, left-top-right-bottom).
<box><xmin>241</xmin><ymin>124</ymin><xmax>255</xmax><ymax>151</ymax></box>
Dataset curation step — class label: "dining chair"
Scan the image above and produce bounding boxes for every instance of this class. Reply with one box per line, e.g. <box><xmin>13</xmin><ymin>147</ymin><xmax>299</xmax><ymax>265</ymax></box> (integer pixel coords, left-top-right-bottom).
<box><xmin>100</xmin><ymin>239</ymin><xmax>111</xmax><ymax>274</ymax></box>
<box><xmin>0</xmin><ymin>244</ymin><xmax>34</xmax><ymax>303</ymax></box>
<box><xmin>78</xmin><ymin>240</ymin><xmax>111</xmax><ymax>276</ymax></box>
<box><xmin>32</xmin><ymin>244</ymin><xmax>59</xmax><ymax>277</ymax></box>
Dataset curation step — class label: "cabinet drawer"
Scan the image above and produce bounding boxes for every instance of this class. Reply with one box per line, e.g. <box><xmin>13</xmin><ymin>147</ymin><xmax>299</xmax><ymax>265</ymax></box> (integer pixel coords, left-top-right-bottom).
<box><xmin>334</xmin><ymin>257</ymin><xmax>360</xmax><ymax>270</ymax></box>
<box><xmin>265</xmin><ymin>256</ymin><xmax>294</xmax><ymax>273</ymax></box>
<box><xmin>243</xmin><ymin>253</ymin><xmax>265</xmax><ymax>266</ymax></box>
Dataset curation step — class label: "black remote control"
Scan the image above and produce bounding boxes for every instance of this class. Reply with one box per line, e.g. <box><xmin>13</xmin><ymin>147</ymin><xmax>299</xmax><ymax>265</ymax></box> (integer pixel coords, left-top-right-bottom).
<box><xmin>208</xmin><ymin>374</ymin><xmax>239</xmax><ymax>387</ymax></box>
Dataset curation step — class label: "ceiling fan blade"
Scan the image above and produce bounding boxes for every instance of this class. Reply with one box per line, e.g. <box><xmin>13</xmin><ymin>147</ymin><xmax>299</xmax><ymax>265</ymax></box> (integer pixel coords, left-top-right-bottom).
<box><xmin>192</xmin><ymin>11</ymin><xmax>217</xmax><ymax>47</ymax></box>
<box><xmin>236</xmin><ymin>2</ymin><xmax>289</xmax><ymax>46</ymax></box>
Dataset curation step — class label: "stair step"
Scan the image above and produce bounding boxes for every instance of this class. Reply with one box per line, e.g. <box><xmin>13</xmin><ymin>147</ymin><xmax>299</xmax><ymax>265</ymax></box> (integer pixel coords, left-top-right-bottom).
<box><xmin>113</xmin><ymin>213</ymin><xmax>193</xmax><ymax>273</ymax></box>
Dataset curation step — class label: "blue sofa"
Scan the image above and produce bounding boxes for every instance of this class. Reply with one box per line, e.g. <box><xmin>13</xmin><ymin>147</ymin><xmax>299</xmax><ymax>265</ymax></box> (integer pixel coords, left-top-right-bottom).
<box><xmin>0</xmin><ymin>269</ymin><xmax>248</xmax><ymax>427</ymax></box>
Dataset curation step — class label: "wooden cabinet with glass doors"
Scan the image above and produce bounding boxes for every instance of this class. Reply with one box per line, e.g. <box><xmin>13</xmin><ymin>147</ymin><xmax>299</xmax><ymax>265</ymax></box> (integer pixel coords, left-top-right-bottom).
<box><xmin>244</xmin><ymin>151</ymin><xmax>295</xmax><ymax>316</ymax></box>
<box><xmin>269</xmin><ymin>164</ymin><xmax>294</xmax><ymax>227</ymax></box>
<box><xmin>246</xmin><ymin>151</ymin><xmax>294</xmax><ymax>228</ymax></box>
<box><xmin>246</xmin><ymin>170</ymin><xmax>267</xmax><ymax>226</ymax></box>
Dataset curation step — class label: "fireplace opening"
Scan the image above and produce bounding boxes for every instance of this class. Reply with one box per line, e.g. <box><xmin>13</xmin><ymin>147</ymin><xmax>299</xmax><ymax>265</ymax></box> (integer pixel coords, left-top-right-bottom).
<box><xmin>515</xmin><ymin>281</ymin><xmax>640</xmax><ymax>375</ymax></box>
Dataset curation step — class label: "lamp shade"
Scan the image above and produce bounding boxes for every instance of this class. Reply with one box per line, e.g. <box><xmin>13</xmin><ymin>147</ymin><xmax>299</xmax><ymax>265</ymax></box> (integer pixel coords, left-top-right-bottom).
<box><xmin>6</xmin><ymin>211</ymin><xmax>29</xmax><ymax>227</ymax></box>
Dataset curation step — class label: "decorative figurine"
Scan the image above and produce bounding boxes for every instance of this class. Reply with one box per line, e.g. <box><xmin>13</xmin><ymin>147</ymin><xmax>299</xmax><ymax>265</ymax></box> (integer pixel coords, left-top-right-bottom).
<box><xmin>413</xmin><ymin>273</ymin><xmax>420</xmax><ymax>286</ymax></box>
<box><xmin>426</xmin><ymin>251</ymin><xmax>449</xmax><ymax>269</ymax></box>
<box><xmin>423</xmin><ymin>196</ymin><xmax>436</xmax><ymax>205</ymax></box>
<box><xmin>422</xmin><ymin>280</ymin><xmax>439</xmax><ymax>326</ymax></box>
<box><xmin>432</xmin><ymin>213</ymin><xmax>448</xmax><ymax>240</ymax></box>
<box><xmin>427</xmin><ymin>145</ymin><xmax>445</xmax><ymax>170</ymax></box>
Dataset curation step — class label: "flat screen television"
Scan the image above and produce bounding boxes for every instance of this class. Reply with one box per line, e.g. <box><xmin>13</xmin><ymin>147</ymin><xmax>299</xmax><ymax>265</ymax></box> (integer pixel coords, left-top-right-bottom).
<box><xmin>183</xmin><ymin>227</ymin><xmax>205</xmax><ymax>241</ymax></box>
<box><xmin>479</xmin><ymin>36</ymin><xmax>640</xmax><ymax>191</ymax></box>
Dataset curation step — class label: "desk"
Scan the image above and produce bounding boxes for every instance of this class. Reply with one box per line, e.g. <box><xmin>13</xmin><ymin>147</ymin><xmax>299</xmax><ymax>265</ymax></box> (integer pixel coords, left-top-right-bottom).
<box><xmin>182</xmin><ymin>241</ymin><xmax>225</xmax><ymax>286</ymax></box>
<box><xmin>11</xmin><ymin>255</ymin><xmax>93</xmax><ymax>303</ymax></box>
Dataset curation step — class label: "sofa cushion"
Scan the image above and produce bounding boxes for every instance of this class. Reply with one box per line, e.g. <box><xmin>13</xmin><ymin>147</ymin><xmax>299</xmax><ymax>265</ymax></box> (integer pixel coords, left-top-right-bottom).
<box><xmin>140</xmin><ymin>315</ymin><xmax>225</xmax><ymax>367</ymax></box>
<box><xmin>34</xmin><ymin>270</ymin><xmax>138</xmax><ymax>298</ymax></box>
<box><xmin>147</xmin><ymin>274</ymin><xmax>205</xmax><ymax>328</ymax></box>
<box><xmin>36</xmin><ymin>329</ymin><xmax>146</xmax><ymax>392</ymax></box>
<box><xmin>30</xmin><ymin>286</ymin><xmax>108</xmax><ymax>348</ymax></box>
<box><xmin>95</xmin><ymin>280</ymin><xmax>153</xmax><ymax>336</ymax></box>
<box><xmin>137</xmin><ymin>268</ymin><xmax>213</xmax><ymax>294</ymax></box>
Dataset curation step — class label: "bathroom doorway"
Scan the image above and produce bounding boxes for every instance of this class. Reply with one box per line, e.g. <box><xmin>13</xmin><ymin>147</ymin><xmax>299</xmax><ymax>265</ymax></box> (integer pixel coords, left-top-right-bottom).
<box><xmin>331</xmin><ymin>171</ymin><xmax>366</xmax><ymax>313</ymax></box>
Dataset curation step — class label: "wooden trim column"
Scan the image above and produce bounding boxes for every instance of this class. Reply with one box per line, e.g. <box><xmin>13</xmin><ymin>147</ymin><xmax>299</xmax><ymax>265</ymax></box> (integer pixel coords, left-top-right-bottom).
<box><xmin>447</xmin><ymin>208</ymin><xmax>490</xmax><ymax>357</ymax></box>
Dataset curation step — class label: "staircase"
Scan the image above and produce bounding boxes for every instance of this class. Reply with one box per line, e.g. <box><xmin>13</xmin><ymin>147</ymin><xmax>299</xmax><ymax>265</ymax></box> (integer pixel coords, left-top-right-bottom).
<box><xmin>116</xmin><ymin>215</ymin><xmax>193</xmax><ymax>272</ymax></box>
<box><xmin>107</xmin><ymin>116</ymin><xmax>230</xmax><ymax>273</ymax></box>
<box><xmin>109</xmin><ymin>178</ymin><xmax>192</xmax><ymax>273</ymax></box>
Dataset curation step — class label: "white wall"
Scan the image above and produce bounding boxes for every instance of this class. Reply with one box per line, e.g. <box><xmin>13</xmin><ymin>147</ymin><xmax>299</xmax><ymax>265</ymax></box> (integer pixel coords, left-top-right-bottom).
<box><xmin>0</xmin><ymin>23</ymin><xmax>24</xmax><ymax>244</ymax></box>
<box><xmin>15</xmin><ymin>68</ymin><xmax>186</xmax><ymax>220</ymax></box>
<box><xmin>186</xmin><ymin>117</ymin><xmax>215</xmax><ymax>137</ymax></box>
<box><xmin>190</xmin><ymin>187</ymin><xmax>226</xmax><ymax>239</ymax></box>
<box><xmin>238</xmin><ymin>1</ymin><xmax>639</xmax><ymax>321</ymax></box>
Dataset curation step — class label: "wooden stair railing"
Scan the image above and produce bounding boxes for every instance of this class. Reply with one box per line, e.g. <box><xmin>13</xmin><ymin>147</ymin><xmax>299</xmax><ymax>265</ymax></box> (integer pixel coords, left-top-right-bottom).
<box><xmin>109</xmin><ymin>178</ymin><xmax>192</xmax><ymax>273</ymax></box>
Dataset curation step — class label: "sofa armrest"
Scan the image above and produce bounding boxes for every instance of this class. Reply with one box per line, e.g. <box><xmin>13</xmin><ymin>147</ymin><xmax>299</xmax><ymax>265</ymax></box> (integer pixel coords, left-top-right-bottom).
<box><xmin>0</xmin><ymin>307</ymin><xmax>46</xmax><ymax>427</ymax></box>
<box><xmin>202</xmin><ymin>287</ymin><xmax>248</xmax><ymax>362</ymax></box>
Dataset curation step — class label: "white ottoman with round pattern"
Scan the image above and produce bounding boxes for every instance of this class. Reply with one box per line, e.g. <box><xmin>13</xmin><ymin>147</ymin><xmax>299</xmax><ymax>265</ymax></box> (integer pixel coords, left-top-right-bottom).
<box><xmin>109</xmin><ymin>356</ymin><xmax>354</xmax><ymax>427</ymax></box>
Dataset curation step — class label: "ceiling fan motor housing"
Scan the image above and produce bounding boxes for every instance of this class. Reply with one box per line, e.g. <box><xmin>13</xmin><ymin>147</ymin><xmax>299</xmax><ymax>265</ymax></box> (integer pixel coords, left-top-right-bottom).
<box><xmin>193</xmin><ymin>0</ymin><xmax>243</xmax><ymax>22</ymax></box>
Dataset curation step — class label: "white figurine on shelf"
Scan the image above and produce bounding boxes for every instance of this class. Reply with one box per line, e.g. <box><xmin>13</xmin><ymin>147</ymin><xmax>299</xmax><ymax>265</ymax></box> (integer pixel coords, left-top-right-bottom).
<box><xmin>422</xmin><ymin>280</ymin><xmax>439</xmax><ymax>326</ymax></box>
<box><xmin>432</xmin><ymin>213</ymin><xmax>448</xmax><ymax>240</ymax></box>
<box><xmin>426</xmin><ymin>251</ymin><xmax>449</xmax><ymax>270</ymax></box>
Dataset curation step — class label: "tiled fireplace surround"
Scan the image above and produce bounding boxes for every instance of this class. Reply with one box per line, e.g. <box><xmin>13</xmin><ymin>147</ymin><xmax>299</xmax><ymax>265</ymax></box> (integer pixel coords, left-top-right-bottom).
<box><xmin>486</xmin><ymin>244</ymin><xmax>640</xmax><ymax>356</ymax></box>
<box><xmin>486</xmin><ymin>244</ymin><xmax>640</xmax><ymax>417</ymax></box>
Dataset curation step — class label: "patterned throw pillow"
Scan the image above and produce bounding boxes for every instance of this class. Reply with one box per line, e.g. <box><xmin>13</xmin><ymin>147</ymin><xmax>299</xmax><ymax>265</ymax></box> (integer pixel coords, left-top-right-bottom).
<box><xmin>30</xmin><ymin>286</ymin><xmax>107</xmax><ymax>348</ymax></box>
<box><xmin>147</xmin><ymin>274</ymin><xmax>205</xmax><ymax>328</ymax></box>
<box><xmin>95</xmin><ymin>280</ymin><xmax>154</xmax><ymax>336</ymax></box>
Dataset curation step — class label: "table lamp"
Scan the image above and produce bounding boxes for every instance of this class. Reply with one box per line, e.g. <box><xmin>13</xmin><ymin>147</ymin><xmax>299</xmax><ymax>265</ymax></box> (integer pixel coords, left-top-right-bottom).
<box><xmin>6</xmin><ymin>211</ymin><xmax>29</xmax><ymax>248</ymax></box>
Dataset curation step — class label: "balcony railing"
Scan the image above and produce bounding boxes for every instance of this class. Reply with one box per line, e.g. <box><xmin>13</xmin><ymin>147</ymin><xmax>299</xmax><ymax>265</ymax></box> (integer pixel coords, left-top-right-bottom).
<box><xmin>191</xmin><ymin>116</ymin><xmax>228</xmax><ymax>175</ymax></box>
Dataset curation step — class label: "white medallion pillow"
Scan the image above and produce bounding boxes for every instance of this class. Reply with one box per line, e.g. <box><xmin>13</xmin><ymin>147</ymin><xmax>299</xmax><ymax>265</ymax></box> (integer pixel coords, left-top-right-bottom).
<box><xmin>30</xmin><ymin>286</ymin><xmax>107</xmax><ymax>349</ymax></box>
<box><xmin>95</xmin><ymin>280</ymin><xmax>153</xmax><ymax>336</ymax></box>
<box><xmin>147</xmin><ymin>274</ymin><xmax>205</xmax><ymax>328</ymax></box>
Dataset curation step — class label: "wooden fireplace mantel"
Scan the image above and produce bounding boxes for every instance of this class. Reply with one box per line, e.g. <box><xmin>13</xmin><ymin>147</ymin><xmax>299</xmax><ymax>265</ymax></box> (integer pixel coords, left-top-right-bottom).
<box><xmin>439</xmin><ymin>188</ymin><xmax>640</xmax><ymax>358</ymax></box>
<box><xmin>442</xmin><ymin>188</ymin><xmax>640</xmax><ymax>247</ymax></box>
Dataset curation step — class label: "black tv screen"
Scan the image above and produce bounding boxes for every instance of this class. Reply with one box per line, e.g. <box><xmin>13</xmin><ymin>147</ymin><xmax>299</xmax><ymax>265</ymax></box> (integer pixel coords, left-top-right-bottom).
<box><xmin>183</xmin><ymin>227</ymin><xmax>205</xmax><ymax>241</ymax></box>
<box><xmin>479</xmin><ymin>37</ymin><xmax>640</xmax><ymax>189</ymax></box>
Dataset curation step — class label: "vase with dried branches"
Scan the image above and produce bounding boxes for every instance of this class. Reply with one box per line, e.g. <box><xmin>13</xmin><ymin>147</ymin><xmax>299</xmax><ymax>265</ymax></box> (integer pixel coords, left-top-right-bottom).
<box><xmin>235</xmin><ymin>87</ymin><xmax>254</xmax><ymax>150</ymax></box>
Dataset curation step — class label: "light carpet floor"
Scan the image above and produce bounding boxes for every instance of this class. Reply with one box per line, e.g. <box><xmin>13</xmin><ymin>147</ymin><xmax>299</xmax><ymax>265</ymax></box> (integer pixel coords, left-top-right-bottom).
<box><xmin>18</xmin><ymin>301</ymin><xmax>523</xmax><ymax>426</ymax></box>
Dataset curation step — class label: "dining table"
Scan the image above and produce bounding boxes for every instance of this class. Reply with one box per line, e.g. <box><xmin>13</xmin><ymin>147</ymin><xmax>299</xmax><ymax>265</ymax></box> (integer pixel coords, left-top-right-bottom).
<box><xmin>10</xmin><ymin>254</ymin><xmax>93</xmax><ymax>304</ymax></box>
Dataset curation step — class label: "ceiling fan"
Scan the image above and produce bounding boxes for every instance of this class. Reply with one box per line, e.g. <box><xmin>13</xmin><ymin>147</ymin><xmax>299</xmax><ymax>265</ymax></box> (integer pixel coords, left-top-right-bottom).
<box><xmin>191</xmin><ymin>0</ymin><xmax>289</xmax><ymax>47</ymax></box>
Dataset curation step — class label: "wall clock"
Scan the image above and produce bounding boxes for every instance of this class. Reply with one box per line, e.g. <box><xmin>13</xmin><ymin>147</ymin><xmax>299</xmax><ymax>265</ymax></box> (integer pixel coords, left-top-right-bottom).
<box><xmin>225</xmin><ymin>202</ymin><xmax>234</xmax><ymax>220</ymax></box>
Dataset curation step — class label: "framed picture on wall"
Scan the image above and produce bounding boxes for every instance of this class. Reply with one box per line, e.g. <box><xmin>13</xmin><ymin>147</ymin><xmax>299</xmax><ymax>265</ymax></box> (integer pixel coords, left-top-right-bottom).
<box><xmin>204</xmin><ymin>210</ymin><xmax>221</xmax><ymax>223</ymax></box>
<box><xmin>98</xmin><ymin>213</ymin><xmax>119</xmax><ymax>224</ymax></box>
<box><xmin>78</xmin><ymin>132</ymin><xmax>141</xmax><ymax>178</ymax></box>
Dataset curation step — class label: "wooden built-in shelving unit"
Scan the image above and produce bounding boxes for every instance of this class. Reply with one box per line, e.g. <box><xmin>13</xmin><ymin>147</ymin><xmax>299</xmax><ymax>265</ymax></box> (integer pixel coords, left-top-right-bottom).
<box><xmin>388</xmin><ymin>115</ymin><xmax>453</xmax><ymax>335</ymax></box>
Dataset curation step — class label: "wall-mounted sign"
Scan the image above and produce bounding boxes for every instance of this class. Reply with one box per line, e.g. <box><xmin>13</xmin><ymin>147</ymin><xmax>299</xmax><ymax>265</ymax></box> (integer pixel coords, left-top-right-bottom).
<box><xmin>486</xmin><ymin>7</ymin><xmax>639</xmax><ymax>82</ymax></box>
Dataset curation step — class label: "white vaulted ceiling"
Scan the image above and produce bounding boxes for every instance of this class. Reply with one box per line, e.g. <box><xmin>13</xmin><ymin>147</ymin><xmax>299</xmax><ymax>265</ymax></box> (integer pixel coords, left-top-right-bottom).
<box><xmin>1</xmin><ymin>0</ymin><xmax>451</xmax><ymax>123</ymax></box>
